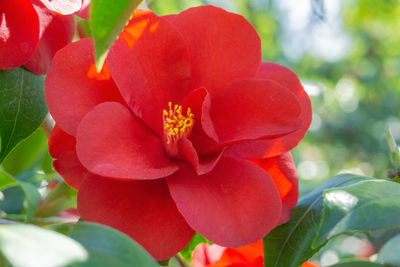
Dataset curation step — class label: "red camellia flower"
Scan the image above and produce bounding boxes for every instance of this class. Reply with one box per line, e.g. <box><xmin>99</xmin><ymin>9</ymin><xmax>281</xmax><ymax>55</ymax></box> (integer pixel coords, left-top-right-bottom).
<box><xmin>192</xmin><ymin>240</ymin><xmax>318</xmax><ymax>267</ymax></box>
<box><xmin>46</xmin><ymin>6</ymin><xmax>312</xmax><ymax>260</ymax></box>
<box><xmin>0</xmin><ymin>0</ymin><xmax>82</xmax><ymax>74</ymax></box>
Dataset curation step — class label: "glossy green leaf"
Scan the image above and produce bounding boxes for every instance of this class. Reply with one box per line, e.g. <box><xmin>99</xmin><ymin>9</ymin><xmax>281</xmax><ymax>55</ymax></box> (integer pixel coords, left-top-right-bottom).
<box><xmin>35</xmin><ymin>182</ymin><xmax>77</xmax><ymax>218</ymax></box>
<box><xmin>90</xmin><ymin>0</ymin><xmax>143</xmax><ymax>70</ymax></box>
<box><xmin>0</xmin><ymin>224</ymin><xmax>88</xmax><ymax>267</ymax></box>
<box><xmin>180</xmin><ymin>233</ymin><xmax>212</xmax><ymax>260</ymax></box>
<box><xmin>314</xmin><ymin>179</ymin><xmax>400</xmax><ymax>247</ymax></box>
<box><xmin>377</xmin><ymin>234</ymin><xmax>400</xmax><ymax>266</ymax></box>
<box><xmin>328</xmin><ymin>261</ymin><xmax>387</xmax><ymax>267</ymax></box>
<box><xmin>263</xmin><ymin>174</ymin><xmax>374</xmax><ymax>267</ymax></box>
<box><xmin>0</xmin><ymin>68</ymin><xmax>47</xmax><ymax>162</ymax></box>
<box><xmin>68</xmin><ymin>222</ymin><xmax>159</xmax><ymax>267</ymax></box>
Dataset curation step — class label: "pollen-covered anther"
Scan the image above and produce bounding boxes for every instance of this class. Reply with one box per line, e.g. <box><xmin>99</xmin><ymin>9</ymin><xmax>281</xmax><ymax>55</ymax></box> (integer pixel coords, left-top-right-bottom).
<box><xmin>162</xmin><ymin>102</ymin><xmax>194</xmax><ymax>145</ymax></box>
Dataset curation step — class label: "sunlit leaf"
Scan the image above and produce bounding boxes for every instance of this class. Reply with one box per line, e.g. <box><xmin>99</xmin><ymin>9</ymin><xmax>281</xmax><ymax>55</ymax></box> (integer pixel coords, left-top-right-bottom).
<box><xmin>90</xmin><ymin>0</ymin><xmax>143</xmax><ymax>70</ymax></box>
<box><xmin>0</xmin><ymin>224</ymin><xmax>88</xmax><ymax>267</ymax></box>
<box><xmin>263</xmin><ymin>174</ymin><xmax>374</xmax><ymax>267</ymax></box>
<box><xmin>314</xmin><ymin>179</ymin><xmax>400</xmax><ymax>247</ymax></box>
<box><xmin>180</xmin><ymin>233</ymin><xmax>212</xmax><ymax>260</ymax></box>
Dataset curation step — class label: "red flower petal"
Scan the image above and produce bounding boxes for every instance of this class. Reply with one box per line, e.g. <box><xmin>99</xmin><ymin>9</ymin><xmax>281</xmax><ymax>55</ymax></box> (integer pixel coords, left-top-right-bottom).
<box><xmin>75</xmin><ymin>0</ymin><xmax>90</xmax><ymax>20</ymax></box>
<box><xmin>76</xmin><ymin>102</ymin><xmax>178</xmax><ymax>180</ymax></box>
<box><xmin>250</xmin><ymin>152</ymin><xmax>299</xmax><ymax>225</ymax></box>
<box><xmin>178</xmin><ymin>137</ymin><xmax>223</xmax><ymax>175</ymax></box>
<box><xmin>226</xmin><ymin>62</ymin><xmax>312</xmax><ymax>158</ymax></box>
<box><xmin>0</xmin><ymin>0</ymin><xmax>39</xmax><ymax>69</ymax></box>
<box><xmin>210</xmin><ymin>79</ymin><xmax>301</xmax><ymax>147</ymax></box>
<box><xmin>78</xmin><ymin>176</ymin><xmax>194</xmax><ymax>260</ymax></box>
<box><xmin>182</xmin><ymin>87</ymin><xmax>219</xmax><ymax>151</ymax></box>
<box><xmin>24</xmin><ymin>0</ymin><xmax>74</xmax><ymax>75</ymax></box>
<box><xmin>39</xmin><ymin>0</ymin><xmax>81</xmax><ymax>15</ymax></box>
<box><xmin>167</xmin><ymin>157</ymin><xmax>282</xmax><ymax>247</ymax></box>
<box><xmin>170</xmin><ymin>6</ymin><xmax>261</xmax><ymax>92</ymax></box>
<box><xmin>45</xmin><ymin>38</ymin><xmax>123</xmax><ymax>136</ymax></box>
<box><xmin>49</xmin><ymin>125</ymin><xmax>88</xmax><ymax>190</ymax></box>
<box><xmin>107</xmin><ymin>9</ymin><xmax>192</xmax><ymax>136</ymax></box>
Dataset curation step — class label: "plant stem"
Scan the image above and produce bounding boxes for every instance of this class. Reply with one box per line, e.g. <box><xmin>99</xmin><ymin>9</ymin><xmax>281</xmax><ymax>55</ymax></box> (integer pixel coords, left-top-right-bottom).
<box><xmin>174</xmin><ymin>255</ymin><xmax>187</xmax><ymax>267</ymax></box>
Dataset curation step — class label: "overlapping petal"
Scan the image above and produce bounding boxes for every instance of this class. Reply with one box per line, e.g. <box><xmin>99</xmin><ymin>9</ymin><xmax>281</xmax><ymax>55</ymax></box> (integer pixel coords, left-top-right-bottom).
<box><xmin>49</xmin><ymin>125</ymin><xmax>88</xmax><ymax>190</ymax></box>
<box><xmin>167</xmin><ymin>157</ymin><xmax>282</xmax><ymax>247</ymax></box>
<box><xmin>76</xmin><ymin>102</ymin><xmax>178</xmax><ymax>180</ymax></box>
<box><xmin>250</xmin><ymin>152</ymin><xmax>298</xmax><ymax>225</ymax></box>
<box><xmin>75</xmin><ymin>0</ymin><xmax>91</xmax><ymax>20</ymax></box>
<box><xmin>178</xmin><ymin>137</ymin><xmax>224</xmax><ymax>175</ymax></box>
<box><xmin>226</xmin><ymin>62</ymin><xmax>312</xmax><ymax>158</ymax></box>
<box><xmin>169</xmin><ymin>5</ymin><xmax>261</xmax><ymax>92</ymax></box>
<box><xmin>0</xmin><ymin>0</ymin><xmax>39</xmax><ymax>69</ymax></box>
<box><xmin>210</xmin><ymin>79</ymin><xmax>302</xmax><ymax>147</ymax></box>
<box><xmin>45</xmin><ymin>38</ymin><xmax>123</xmax><ymax>136</ymax></box>
<box><xmin>25</xmin><ymin>0</ymin><xmax>75</xmax><ymax>75</ymax></box>
<box><xmin>39</xmin><ymin>0</ymin><xmax>81</xmax><ymax>15</ymax></box>
<box><xmin>107</xmin><ymin>9</ymin><xmax>192</xmax><ymax>136</ymax></box>
<box><xmin>78</xmin><ymin>175</ymin><xmax>194</xmax><ymax>260</ymax></box>
<box><xmin>182</xmin><ymin>88</ymin><xmax>219</xmax><ymax>153</ymax></box>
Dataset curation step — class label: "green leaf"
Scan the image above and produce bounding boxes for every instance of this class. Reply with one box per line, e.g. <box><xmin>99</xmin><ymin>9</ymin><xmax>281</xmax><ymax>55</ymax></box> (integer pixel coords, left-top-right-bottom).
<box><xmin>0</xmin><ymin>68</ymin><xmax>47</xmax><ymax>162</ymax></box>
<box><xmin>180</xmin><ymin>233</ymin><xmax>212</xmax><ymax>260</ymax></box>
<box><xmin>1</xmin><ymin>128</ymin><xmax>47</xmax><ymax>176</ymax></box>
<box><xmin>328</xmin><ymin>261</ymin><xmax>387</xmax><ymax>267</ymax></box>
<box><xmin>0</xmin><ymin>168</ymin><xmax>17</xmax><ymax>191</ymax></box>
<box><xmin>0</xmin><ymin>169</ymin><xmax>41</xmax><ymax>222</ymax></box>
<box><xmin>68</xmin><ymin>222</ymin><xmax>159</xmax><ymax>267</ymax></box>
<box><xmin>263</xmin><ymin>174</ymin><xmax>374</xmax><ymax>267</ymax></box>
<box><xmin>18</xmin><ymin>181</ymin><xmax>41</xmax><ymax>221</ymax></box>
<box><xmin>377</xmin><ymin>234</ymin><xmax>400</xmax><ymax>266</ymax></box>
<box><xmin>0</xmin><ymin>224</ymin><xmax>88</xmax><ymax>267</ymax></box>
<box><xmin>90</xmin><ymin>0</ymin><xmax>143</xmax><ymax>70</ymax></box>
<box><xmin>35</xmin><ymin>182</ymin><xmax>77</xmax><ymax>218</ymax></box>
<box><xmin>314</xmin><ymin>179</ymin><xmax>400</xmax><ymax>247</ymax></box>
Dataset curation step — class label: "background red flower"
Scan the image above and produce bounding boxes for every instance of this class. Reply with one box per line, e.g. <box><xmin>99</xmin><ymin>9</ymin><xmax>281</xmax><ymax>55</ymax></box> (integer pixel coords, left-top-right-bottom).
<box><xmin>0</xmin><ymin>0</ymin><xmax>82</xmax><ymax>74</ymax></box>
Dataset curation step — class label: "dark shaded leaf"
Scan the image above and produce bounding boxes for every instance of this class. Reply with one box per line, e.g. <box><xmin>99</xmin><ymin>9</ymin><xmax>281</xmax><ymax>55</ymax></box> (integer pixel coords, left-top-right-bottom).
<box><xmin>0</xmin><ymin>68</ymin><xmax>47</xmax><ymax>162</ymax></box>
<box><xmin>68</xmin><ymin>222</ymin><xmax>159</xmax><ymax>267</ymax></box>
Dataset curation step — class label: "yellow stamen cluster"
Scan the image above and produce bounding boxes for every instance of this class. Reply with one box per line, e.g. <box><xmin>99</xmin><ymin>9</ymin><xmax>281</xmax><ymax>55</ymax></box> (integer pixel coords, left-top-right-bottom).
<box><xmin>163</xmin><ymin>102</ymin><xmax>194</xmax><ymax>144</ymax></box>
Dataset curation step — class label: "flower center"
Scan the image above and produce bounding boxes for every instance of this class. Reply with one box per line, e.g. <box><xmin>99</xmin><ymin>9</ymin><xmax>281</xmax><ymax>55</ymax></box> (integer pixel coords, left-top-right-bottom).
<box><xmin>162</xmin><ymin>102</ymin><xmax>194</xmax><ymax>157</ymax></box>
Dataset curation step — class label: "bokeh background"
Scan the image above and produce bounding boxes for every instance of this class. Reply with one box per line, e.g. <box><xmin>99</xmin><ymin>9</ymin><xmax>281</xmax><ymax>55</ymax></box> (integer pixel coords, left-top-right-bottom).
<box><xmin>1</xmin><ymin>0</ymin><xmax>399</xmax><ymax>265</ymax></box>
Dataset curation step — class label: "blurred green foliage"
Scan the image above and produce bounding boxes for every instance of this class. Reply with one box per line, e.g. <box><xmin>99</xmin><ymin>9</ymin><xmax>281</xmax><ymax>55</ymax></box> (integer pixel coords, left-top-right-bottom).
<box><xmin>150</xmin><ymin>0</ymin><xmax>400</xmax><ymax>191</ymax></box>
